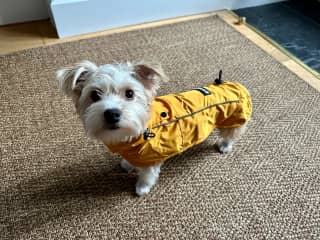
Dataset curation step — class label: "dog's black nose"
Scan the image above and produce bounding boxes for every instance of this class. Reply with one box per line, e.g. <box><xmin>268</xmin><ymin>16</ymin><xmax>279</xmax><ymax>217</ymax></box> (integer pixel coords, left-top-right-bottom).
<box><xmin>104</xmin><ymin>109</ymin><xmax>122</xmax><ymax>124</ymax></box>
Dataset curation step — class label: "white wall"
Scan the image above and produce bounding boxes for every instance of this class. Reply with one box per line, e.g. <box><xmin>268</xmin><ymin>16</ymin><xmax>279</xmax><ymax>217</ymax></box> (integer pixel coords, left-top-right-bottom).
<box><xmin>0</xmin><ymin>0</ymin><xmax>49</xmax><ymax>25</ymax></box>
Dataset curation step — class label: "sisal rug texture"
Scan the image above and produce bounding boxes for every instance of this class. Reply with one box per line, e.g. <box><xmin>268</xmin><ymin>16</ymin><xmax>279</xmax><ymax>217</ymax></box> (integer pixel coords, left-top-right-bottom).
<box><xmin>1</xmin><ymin>15</ymin><xmax>320</xmax><ymax>240</ymax></box>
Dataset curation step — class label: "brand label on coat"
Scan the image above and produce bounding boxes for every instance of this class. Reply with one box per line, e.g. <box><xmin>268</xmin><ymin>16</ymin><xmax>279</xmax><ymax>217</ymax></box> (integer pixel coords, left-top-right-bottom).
<box><xmin>193</xmin><ymin>87</ymin><xmax>211</xmax><ymax>96</ymax></box>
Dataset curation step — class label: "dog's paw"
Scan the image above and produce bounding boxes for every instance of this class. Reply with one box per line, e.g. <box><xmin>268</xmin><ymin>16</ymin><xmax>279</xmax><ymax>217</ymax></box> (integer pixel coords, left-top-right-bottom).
<box><xmin>120</xmin><ymin>159</ymin><xmax>135</xmax><ymax>173</ymax></box>
<box><xmin>135</xmin><ymin>182</ymin><xmax>151</xmax><ymax>196</ymax></box>
<box><xmin>216</xmin><ymin>141</ymin><xmax>233</xmax><ymax>154</ymax></box>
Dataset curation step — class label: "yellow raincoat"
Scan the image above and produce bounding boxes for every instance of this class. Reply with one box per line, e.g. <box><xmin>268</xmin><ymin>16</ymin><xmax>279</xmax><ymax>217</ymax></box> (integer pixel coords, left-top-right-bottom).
<box><xmin>106</xmin><ymin>81</ymin><xmax>252</xmax><ymax>167</ymax></box>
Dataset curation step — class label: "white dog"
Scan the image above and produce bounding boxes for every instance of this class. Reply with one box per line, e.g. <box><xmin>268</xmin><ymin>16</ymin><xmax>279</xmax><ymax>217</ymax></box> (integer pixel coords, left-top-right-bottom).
<box><xmin>57</xmin><ymin>61</ymin><xmax>251</xmax><ymax>196</ymax></box>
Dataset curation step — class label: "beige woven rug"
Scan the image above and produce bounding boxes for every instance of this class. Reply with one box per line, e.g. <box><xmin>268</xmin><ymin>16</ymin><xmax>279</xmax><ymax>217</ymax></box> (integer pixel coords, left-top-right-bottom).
<box><xmin>1</xmin><ymin>15</ymin><xmax>320</xmax><ymax>239</ymax></box>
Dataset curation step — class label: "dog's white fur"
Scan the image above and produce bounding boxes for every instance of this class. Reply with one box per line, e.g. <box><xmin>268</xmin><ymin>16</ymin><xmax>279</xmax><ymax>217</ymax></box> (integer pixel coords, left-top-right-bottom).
<box><xmin>57</xmin><ymin>60</ymin><xmax>247</xmax><ymax>196</ymax></box>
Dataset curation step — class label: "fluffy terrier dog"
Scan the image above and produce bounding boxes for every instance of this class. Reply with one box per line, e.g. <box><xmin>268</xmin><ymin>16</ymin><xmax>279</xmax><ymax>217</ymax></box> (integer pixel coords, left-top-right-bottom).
<box><xmin>57</xmin><ymin>61</ymin><xmax>252</xmax><ymax>196</ymax></box>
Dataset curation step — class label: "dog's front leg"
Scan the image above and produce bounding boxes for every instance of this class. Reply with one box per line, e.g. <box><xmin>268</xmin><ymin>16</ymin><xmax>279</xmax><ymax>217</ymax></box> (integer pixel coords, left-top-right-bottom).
<box><xmin>136</xmin><ymin>164</ymin><xmax>161</xmax><ymax>196</ymax></box>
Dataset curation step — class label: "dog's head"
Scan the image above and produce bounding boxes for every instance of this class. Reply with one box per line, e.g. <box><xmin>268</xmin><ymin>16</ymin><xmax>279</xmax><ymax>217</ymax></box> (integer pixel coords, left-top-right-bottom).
<box><xmin>57</xmin><ymin>60</ymin><xmax>168</xmax><ymax>144</ymax></box>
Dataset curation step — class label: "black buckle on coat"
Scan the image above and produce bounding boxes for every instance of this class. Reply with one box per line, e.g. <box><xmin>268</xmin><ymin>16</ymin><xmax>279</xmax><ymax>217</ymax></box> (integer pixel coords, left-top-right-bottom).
<box><xmin>143</xmin><ymin>128</ymin><xmax>156</xmax><ymax>140</ymax></box>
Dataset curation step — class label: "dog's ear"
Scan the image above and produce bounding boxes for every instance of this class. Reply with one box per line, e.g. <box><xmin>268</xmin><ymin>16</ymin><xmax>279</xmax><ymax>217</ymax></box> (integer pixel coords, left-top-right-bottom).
<box><xmin>56</xmin><ymin>60</ymin><xmax>98</xmax><ymax>97</ymax></box>
<box><xmin>132</xmin><ymin>62</ymin><xmax>168</xmax><ymax>97</ymax></box>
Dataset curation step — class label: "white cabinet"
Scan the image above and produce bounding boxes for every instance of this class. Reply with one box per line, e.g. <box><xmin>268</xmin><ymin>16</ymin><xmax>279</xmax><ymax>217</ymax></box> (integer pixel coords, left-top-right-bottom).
<box><xmin>49</xmin><ymin>0</ymin><xmax>284</xmax><ymax>38</ymax></box>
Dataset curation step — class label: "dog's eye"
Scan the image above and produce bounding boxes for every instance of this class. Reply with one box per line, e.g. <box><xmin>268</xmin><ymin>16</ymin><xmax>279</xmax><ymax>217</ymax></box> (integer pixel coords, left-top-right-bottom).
<box><xmin>125</xmin><ymin>89</ymin><xmax>134</xmax><ymax>99</ymax></box>
<box><xmin>91</xmin><ymin>90</ymin><xmax>101</xmax><ymax>102</ymax></box>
